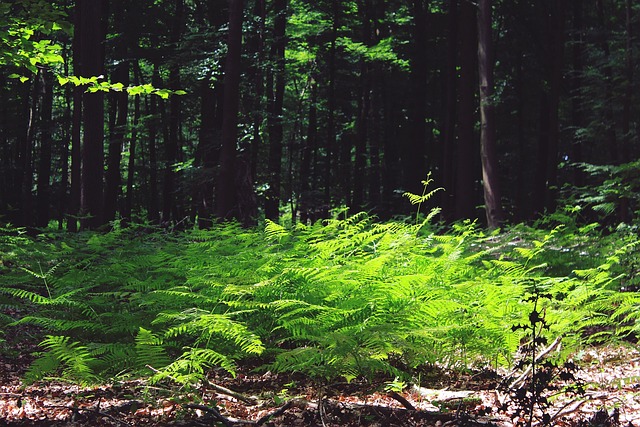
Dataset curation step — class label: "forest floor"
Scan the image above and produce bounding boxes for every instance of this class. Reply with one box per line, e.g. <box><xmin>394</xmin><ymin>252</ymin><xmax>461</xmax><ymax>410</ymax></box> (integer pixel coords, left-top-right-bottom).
<box><xmin>0</xmin><ymin>337</ymin><xmax>639</xmax><ymax>427</ymax></box>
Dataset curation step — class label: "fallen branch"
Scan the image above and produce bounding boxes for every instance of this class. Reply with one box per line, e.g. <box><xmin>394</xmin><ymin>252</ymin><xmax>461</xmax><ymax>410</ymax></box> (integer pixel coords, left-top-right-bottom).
<box><xmin>44</xmin><ymin>404</ymin><xmax>131</xmax><ymax>427</ymax></box>
<box><xmin>507</xmin><ymin>334</ymin><xmax>564</xmax><ymax>390</ymax></box>
<box><xmin>202</xmin><ymin>378</ymin><xmax>258</xmax><ymax>405</ymax></box>
<box><xmin>144</xmin><ymin>364</ymin><xmax>257</xmax><ymax>405</ymax></box>
<box><xmin>183</xmin><ymin>403</ymin><xmax>234</xmax><ymax>427</ymax></box>
<box><xmin>389</xmin><ymin>391</ymin><xmax>416</xmax><ymax>410</ymax></box>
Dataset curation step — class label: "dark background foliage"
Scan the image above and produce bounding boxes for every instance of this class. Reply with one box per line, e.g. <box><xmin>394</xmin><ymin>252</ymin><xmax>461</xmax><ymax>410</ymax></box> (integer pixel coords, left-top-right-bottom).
<box><xmin>1</xmin><ymin>0</ymin><xmax>639</xmax><ymax>230</ymax></box>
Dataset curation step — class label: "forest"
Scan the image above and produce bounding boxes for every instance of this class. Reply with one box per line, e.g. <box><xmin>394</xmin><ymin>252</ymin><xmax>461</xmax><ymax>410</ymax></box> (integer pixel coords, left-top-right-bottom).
<box><xmin>1</xmin><ymin>0</ymin><xmax>640</xmax><ymax>426</ymax></box>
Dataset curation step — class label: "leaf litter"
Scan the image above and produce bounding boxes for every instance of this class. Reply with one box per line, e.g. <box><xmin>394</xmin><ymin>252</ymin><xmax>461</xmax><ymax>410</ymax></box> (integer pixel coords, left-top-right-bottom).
<box><xmin>1</xmin><ymin>342</ymin><xmax>639</xmax><ymax>427</ymax></box>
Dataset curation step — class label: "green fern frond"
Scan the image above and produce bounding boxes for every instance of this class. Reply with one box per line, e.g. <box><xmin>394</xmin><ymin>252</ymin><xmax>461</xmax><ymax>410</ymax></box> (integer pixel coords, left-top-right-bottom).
<box><xmin>27</xmin><ymin>335</ymin><xmax>96</xmax><ymax>384</ymax></box>
<box><xmin>265</xmin><ymin>220</ymin><xmax>289</xmax><ymax>243</ymax></box>
<box><xmin>135</xmin><ymin>327</ymin><xmax>170</xmax><ymax>370</ymax></box>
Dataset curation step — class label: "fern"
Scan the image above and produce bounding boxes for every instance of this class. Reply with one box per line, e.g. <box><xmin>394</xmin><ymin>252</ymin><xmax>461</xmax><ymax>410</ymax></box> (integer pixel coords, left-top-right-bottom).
<box><xmin>25</xmin><ymin>335</ymin><xmax>95</xmax><ymax>384</ymax></box>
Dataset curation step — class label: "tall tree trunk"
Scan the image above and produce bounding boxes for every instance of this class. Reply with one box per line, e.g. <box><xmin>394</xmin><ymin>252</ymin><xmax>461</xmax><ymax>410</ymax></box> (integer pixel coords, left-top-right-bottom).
<box><xmin>454</xmin><ymin>0</ymin><xmax>477</xmax><ymax>220</ymax></box>
<box><xmin>216</xmin><ymin>0</ymin><xmax>244</xmax><ymax>220</ymax></box>
<box><xmin>148</xmin><ymin>65</ymin><xmax>161</xmax><ymax>223</ymax></box>
<box><xmin>123</xmin><ymin>62</ymin><xmax>142</xmax><ymax>224</ymax></box>
<box><xmin>68</xmin><ymin>2</ymin><xmax>83</xmax><ymax>232</ymax></box>
<box><xmin>162</xmin><ymin>0</ymin><xmax>184</xmax><ymax>224</ymax></box>
<box><xmin>104</xmin><ymin>61</ymin><xmax>129</xmax><ymax>223</ymax></box>
<box><xmin>104</xmin><ymin>2</ymin><xmax>130</xmax><ymax>224</ymax></box>
<box><xmin>477</xmin><ymin>0</ymin><xmax>503</xmax><ymax>228</ymax></box>
<box><xmin>58</xmin><ymin>46</ymin><xmax>72</xmax><ymax>230</ymax></box>
<box><xmin>79</xmin><ymin>0</ymin><xmax>106</xmax><ymax>230</ymax></box>
<box><xmin>323</xmin><ymin>0</ymin><xmax>339</xmax><ymax>214</ymax></box>
<box><xmin>619</xmin><ymin>0</ymin><xmax>633</xmax><ymax>222</ymax></box>
<box><xmin>265</xmin><ymin>0</ymin><xmax>287</xmax><ymax>221</ymax></box>
<box><xmin>570</xmin><ymin>0</ymin><xmax>584</xmax><ymax>187</ymax></box>
<box><xmin>353</xmin><ymin>59</ymin><xmax>370</xmax><ymax>210</ymax></box>
<box><xmin>299</xmin><ymin>80</ymin><xmax>317</xmax><ymax>224</ymax></box>
<box><xmin>21</xmin><ymin>76</ymin><xmax>39</xmax><ymax>229</ymax></box>
<box><xmin>441</xmin><ymin>0</ymin><xmax>458</xmax><ymax>219</ymax></box>
<box><xmin>405</xmin><ymin>0</ymin><xmax>429</xmax><ymax>197</ymax></box>
<box><xmin>248</xmin><ymin>0</ymin><xmax>266</xmax><ymax>189</ymax></box>
<box><xmin>596</xmin><ymin>0</ymin><xmax>618</xmax><ymax>164</ymax></box>
<box><xmin>532</xmin><ymin>0</ymin><xmax>565</xmax><ymax>217</ymax></box>
<box><xmin>36</xmin><ymin>68</ymin><xmax>54</xmax><ymax>228</ymax></box>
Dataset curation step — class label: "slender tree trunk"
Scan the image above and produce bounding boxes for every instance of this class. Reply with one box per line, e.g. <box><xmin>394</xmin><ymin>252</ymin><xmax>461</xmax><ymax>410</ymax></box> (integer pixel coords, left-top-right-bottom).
<box><xmin>123</xmin><ymin>62</ymin><xmax>142</xmax><ymax>224</ymax></box>
<box><xmin>454</xmin><ymin>0</ymin><xmax>477</xmax><ymax>220</ymax></box>
<box><xmin>441</xmin><ymin>0</ymin><xmax>458</xmax><ymax>219</ymax></box>
<box><xmin>21</xmin><ymin>76</ymin><xmax>39</xmax><ymax>229</ymax></box>
<box><xmin>405</xmin><ymin>0</ymin><xmax>429</xmax><ymax>197</ymax></box>
<box><xmin>596</xmin><ymin>0</ymin><xmax>618</xmax><ymax>164</ymax></box>
<box><xmin>148</xmin><ymin>65</ymin><xmax>161</xmax><ymax>223</ymax></box>
<box><xmin>265</xmin><ymin>0</ymin><xmax>287</xmax><ymax>221</ymax></box>
<box><xmin>162</xmin><ymin>0</ymin><xmax>184</xmax><ymax>224</ymax></box>
<box><xmin>104</xmin><ymin>0</ymin><xmax>129</xmax><ymax>224</ymax></box>
<box><xmin>300</xmin><ymin>80</ymin><xmax>317</xmax><ymax>224</ymax></box>
<box><xmin>79</xmin><ymin>0</ymin><xmax>106</xmax><ymax>230</ymax></box>
<box><xmin>477</xmin><ymin>0</ymin><xmax>503</xmax><ymax>228</ymax></box>
<box><xmin>216</xmin><ymin>0</ymin><xmax>244</xmax><ymax>220</ymax></box>
<box><xmin>324</xmin><ymin>0</ymin><xmax>339</xmax><ymax>214</ymax></box>
<box><xmin>36</xmin><ymin>68</ymin><xmax>54</xmax><ymax>228</ymax></box>
<box><xmin>619</xmin><ymin>0</ymin><xmax>633</xmax><ymax>222</ymax></box>
<box><xmin>353</xmin><ymin>59</ymin><xmax>370</xmax><ymax>210</ymax></box>
<box><xmin>532</xmin><ymin>0</ymin><xmax>565</xmax><ymax>216</ymax></box>
<box><xmin>0</xmin><ymin>76</ymin><xmax>7</xmax><ymax>216</ymax></box>
<box><xmin>68</xmin><ymin>2</ymin><xmax>83</xmax><ymax>232</ymax></box>
<box><xmin>58</xmin><ymin>45</ymin><xmax>72</xmax><ymax>230</ymax></box>
<box><xmin>570</xmin><ymin>0</ymin><xmax>584</xmax><ymax>187</ymax></box>
<box><xmin>104</xmin><ymin>59</ymin><xmax>129</xmax><ymax>223</ymax></box>
<box><xmin>248</xmin><ymin>0</ymin><xmax>266</xmax><ymax>189</ymax></box>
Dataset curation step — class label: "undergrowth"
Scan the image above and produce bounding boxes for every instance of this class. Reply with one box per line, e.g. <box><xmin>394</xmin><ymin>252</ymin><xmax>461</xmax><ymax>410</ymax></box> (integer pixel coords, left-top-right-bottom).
<box><xmin>0</xmin><ymin>212</ymin><xmax>637</xmax><ymax>388</ymax></box>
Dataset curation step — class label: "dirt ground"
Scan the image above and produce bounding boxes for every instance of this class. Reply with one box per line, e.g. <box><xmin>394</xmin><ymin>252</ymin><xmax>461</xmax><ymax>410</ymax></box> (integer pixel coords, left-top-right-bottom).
<box><xmin>0</xmin><ymin>344</ymin><xmax>638</xmax><ymax>426</ymax></box>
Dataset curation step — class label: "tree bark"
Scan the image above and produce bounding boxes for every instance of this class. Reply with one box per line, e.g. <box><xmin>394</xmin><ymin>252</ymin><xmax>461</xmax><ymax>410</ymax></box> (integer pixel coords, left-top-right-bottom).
<box><xmin>215</xmin><ymin>0</ymin><xmax>244</xmax><ymax>220</ymax></box>
<box><xmin>454</xmin><ymin>0</ymin><xmax>477</xmax><ymax>221</ymax></box>
<box><xmin>104</xmin><ymin>0</ymin><xmax>130</xmax><ymax>224</ymax></box>
<box><xmin>79</xmin><ymin>0</ymin><xmax>106</xmax><ymax>230</ymax></box>
<box><xmin>531</xmin><ymin>0</ymin><xmax>565</xmax><ymax>217</ymax></box>
<box><xmin>162</xmin><ymin>0</ymin><xmax>184</xmax><ymax>224</ymax></box>
<box><xmin>265</xmin><ymin>0</ymin><xmax>287</xmax><ymax>221</ymax></box>
<box><xmin>21</xmin><ymin>75</ymin><xmax>39</xmax><ymax>229</ymax></box>
<box><xmin>36</xmin><ymin>69</ymin><xmax>54</xmax><ymax>228</ymax></box>
<box><xmin>440</xmin><ymin>0</ymin><xmax>458</xmax><ymax>219</ymax></box>
<box><xmin>477</xmin><ymin>0</ymin><xmax>503</xmax><ymax>228</ymax></box>
<box><xmin>68</xmin><ymin>1</ymin><xmax>83</xmax><ymax>232</ymax></box>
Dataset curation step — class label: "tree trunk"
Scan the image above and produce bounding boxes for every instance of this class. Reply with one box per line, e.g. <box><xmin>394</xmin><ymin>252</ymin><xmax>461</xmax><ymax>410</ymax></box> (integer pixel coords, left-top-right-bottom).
<box><xmin>148</xmin><ymin>65</ymin><xmax>161</xmax><ymax>223</ymax></box>
<box><xmin>123</xmin><ymin>62</ymin><xmax>142</xmax><ymax>225</ymax></box>
<box><xmin>405</xmin><ymin>0</ymin><xmax>429</xmax><ymax>197</ymax></box>
<box><xmin>570</xmin><ymin>0</ymin><xmax>584</xmax><ymax>187</ymax></box>
<box><xmin>162</xmin><ymin>0</ymin><xmax>184</xmax><ymax>224</ymax></box>
<box><xmin>323</xmin><ymin>0</ymin><xmax>339</xmax><ymax>214</ymax></box>
<box><xmin>36</xmin><ymin>68</ymin><xmax>54</xmax><ymax>228</ymax></box>
<box><xmin>477</xmin><ymin>0</ymin><xmax>503</xmax><ymax>228</ymax></box>
<box><xmin>454</xmin><ymin>0</ymin><xmax>477</xmax><ymax>221</ymax></box>
<box><xmin>215</xmin><ymin>0</ymin><xmax>244</xmax><ymax>220</ymax></box>
<box><xmin>79</xmin><ymin>0</ymin><xmax>106</xmax><ymax>230</ymax></box>
<box><xmin>299</xmin><ymin>80</ymin><xmax>317</xmax><ymax>224</ymax></box>
<box><xmin>68</xmin><ymin>2</ymin><xmax>83</xmax><ymax>232</ymax></box>
<box><xmin>441</xmin><ymin>0</ymin><xmax>457</xmax><ymax>219</ymax></box>
<box><xmin>104</xmin><ymin>2</ymin><xmax>130</xmax><ymax>224</ymax></box>
<box><xmin>21</xmin><ymin>76</ymin><xmax>39</xmax><ymax>229</ymax></box>
<box><xmin>531</xmin><ymin>0</ymin><xmax>565</xmax><ymax>217</ymax></box>
<box><xmin>265</xmin><ymin>0</ymin><xmax>287</xmax><ymax>221</ymax></box>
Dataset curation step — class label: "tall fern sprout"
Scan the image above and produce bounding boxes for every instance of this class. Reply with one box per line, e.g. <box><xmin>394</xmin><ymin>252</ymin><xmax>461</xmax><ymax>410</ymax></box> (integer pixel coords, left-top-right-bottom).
<box><xmin>403</xmin><ymin>173</ymin><xmax>444</xmax><ymax>225</ymax></box>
